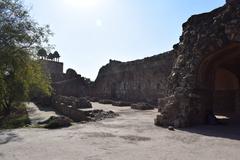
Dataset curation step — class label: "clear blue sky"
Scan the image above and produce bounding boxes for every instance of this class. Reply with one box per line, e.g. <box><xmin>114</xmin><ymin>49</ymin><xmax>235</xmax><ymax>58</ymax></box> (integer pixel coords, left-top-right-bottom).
<box><xmin>24</xmin><ymin>0</ymin><xmax>225</xmax><ymax>80</ymax></box>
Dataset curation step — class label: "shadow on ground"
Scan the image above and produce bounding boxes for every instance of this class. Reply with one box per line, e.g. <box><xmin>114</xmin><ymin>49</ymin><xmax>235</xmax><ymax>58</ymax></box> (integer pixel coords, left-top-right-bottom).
<box><xmin>180</xmin><ymin>123</ymin><xmax>240</xmax><ymax>140</ymax></box>
<box><xmin>0</xmin><ymin>130</ymin><xmax>22</xmax><ymax>145</ymax></box>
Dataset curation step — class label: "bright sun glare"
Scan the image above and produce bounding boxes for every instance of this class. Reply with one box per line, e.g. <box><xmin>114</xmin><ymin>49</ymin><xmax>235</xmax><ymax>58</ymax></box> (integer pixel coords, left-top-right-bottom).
<box><xmin>64</xmin><ymin>0</ymin><xmax>98</xmax><ymax>8</ymax></box>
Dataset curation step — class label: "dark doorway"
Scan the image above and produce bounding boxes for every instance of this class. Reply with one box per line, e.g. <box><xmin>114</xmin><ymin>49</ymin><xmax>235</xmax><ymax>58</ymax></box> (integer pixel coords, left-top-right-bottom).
<box><xmin>198</xmin><ymin>43</ymin><xmax>240</xmax><ymax>124</ymax></box>
<box><xmin>213</xmin><ymin>68</ymin><xmax>239</xmax><ymax>123</ymax></box>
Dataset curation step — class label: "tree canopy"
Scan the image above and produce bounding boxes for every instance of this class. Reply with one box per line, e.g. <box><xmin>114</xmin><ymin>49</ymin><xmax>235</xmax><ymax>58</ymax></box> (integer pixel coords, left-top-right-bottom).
<box><xmin>0</xmin><ymin>0</ymin><xmax>52</xmax><ymax>114</ymax></box>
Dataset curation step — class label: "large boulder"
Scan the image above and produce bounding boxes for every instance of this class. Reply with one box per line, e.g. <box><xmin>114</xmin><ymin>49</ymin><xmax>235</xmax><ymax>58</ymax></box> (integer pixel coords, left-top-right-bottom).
<box><xmin>39</xmin><ymin>116</ymin><xmax>72</xmax><ymax>129</ymax></box>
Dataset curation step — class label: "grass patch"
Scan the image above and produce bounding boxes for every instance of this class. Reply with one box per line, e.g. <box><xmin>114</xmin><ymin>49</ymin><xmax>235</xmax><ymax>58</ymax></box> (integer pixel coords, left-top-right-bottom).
<box><xmin>0</xmin><ymin>104</ymin><xmax>30</xmax><ymax>129</ymax></box>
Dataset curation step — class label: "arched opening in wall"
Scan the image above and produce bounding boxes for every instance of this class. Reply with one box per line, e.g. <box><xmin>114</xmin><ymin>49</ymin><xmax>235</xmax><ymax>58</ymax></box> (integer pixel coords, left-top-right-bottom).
<box><xmin>197</xmin><ymin>43</ymin><xmax>240</xmax><ymax>125</ymax></box>
<box><xmin>213</xmin><ymin>68</ymin><xmax>239</xmax><ymax>122</ymax></box>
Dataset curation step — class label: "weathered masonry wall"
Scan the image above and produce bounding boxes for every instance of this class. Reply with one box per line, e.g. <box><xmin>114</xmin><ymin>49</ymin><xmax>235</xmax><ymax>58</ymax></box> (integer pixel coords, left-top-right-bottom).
<box><xmin>91</xmin><ymin>51</ymin><xmax>175</xmax><ymax>105</ymax></box>
<box><xmin>41</xmin><ymin>60</ymin><xmax>63</xmax><ymax>74</ymax></box>
<box><xmin>155</xmin><ymin>1</ymin><xmax>240</xmax><ymax>127</ymax></box>
<box><xmin>53</xmin><ymin>78</ymin><xmax>90</xmax><ymax>97</ymax></box>
<box><xmin>41</xmin><ymin>60</ymin><xmax>90</xmax><ymax>97</ymax></box>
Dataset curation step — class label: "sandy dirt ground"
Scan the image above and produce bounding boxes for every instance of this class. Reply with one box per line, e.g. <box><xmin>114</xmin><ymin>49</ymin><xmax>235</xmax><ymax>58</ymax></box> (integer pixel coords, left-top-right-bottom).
<box><xmin>0</xmin><ymin>102</ymin><xmax>240</xmax><ymax>160</ymax></box>
<box><xmin>26</xmin><ymin>103</ymin><xmax>59</xmax><ymax>125</ymax></box>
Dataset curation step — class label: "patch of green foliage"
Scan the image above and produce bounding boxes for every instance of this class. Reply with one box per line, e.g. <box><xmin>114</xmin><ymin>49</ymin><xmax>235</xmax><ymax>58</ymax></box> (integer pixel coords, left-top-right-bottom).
<box><xmin>0</xmin><ymin>0</ymin><xmax>52</xmax><ymax>117</ymax></box>
<box><xmin>0</xmin><ymin>103</ymin><xmax>30</xmax><ymax>129</ymax></box>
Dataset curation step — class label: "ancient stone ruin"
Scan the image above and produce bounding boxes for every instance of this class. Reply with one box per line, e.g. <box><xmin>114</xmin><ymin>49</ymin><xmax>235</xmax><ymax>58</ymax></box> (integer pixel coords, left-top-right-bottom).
<box><xmin>42</xmin><ymin>0</ymin><xmax>240</xmax><ymax>128</ymax></box>
<box><xmin>155</xmin><ymin>1</ymin><xmax>240</xmax><ymax>127</ymax></box>
<box><xmin>91</xmin><ymin>52</ymin><xmax>174</xmax><ymax>105</ymax></box>
<box><xmin>42</xmin><ymin>61</ymin><xmax>91</xmax><ymax>97</ymax></box>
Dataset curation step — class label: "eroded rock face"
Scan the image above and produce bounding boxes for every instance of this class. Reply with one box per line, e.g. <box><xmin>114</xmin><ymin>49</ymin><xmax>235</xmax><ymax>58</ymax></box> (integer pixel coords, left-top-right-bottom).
<box><xmin>155</xmin><ymin>3</ymin><xmax>240</xmax><ymax>127</ymax></box>
<box><xmin>91</xmin><ymin>52</ymin><xmax>175</xmax><ymax>105</ymax></box>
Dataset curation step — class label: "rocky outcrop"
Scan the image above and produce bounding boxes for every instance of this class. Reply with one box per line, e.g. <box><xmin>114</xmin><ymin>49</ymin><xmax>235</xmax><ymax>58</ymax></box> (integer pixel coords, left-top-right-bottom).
<box><xmin>91</xmin><ymin>51</ymin><xmax>175</xmax><ymax>105</ymax></box>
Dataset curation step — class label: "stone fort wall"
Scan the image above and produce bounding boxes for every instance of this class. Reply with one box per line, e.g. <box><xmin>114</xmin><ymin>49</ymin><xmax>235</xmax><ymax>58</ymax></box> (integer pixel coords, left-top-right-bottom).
<box><xmin>41</xmin><ymin>60</ymin><xmax>63</xmax><ymax>75</ymax></box>
<box><xmin>41</xmin><ymin>60</ymin><xmax>90</xmax><ymax>97</ymax></box>
<box><xmin>91</xmin><ymin>51</ymin><xmax>175</xmax><ymax>105</ymax></box>
<box><xmin>41</xmin><ymin>52</ymin><xmax>175</xmax><ymax>106</ymax></box>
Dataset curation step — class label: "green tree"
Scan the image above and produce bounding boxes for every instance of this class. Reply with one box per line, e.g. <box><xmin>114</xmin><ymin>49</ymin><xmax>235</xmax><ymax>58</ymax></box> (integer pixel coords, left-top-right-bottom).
<box><xmin>0</xmin><ymin>0</ymin><xmax>52</xmax><ymax>115</ymax></box>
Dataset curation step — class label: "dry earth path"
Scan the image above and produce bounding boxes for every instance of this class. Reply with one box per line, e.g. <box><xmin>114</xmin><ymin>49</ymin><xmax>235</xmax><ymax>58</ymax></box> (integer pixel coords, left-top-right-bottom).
<box><xmin>0</xmin><ymin>102</ymin><xmax>240</xmax><ymax>160</ymax></box>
